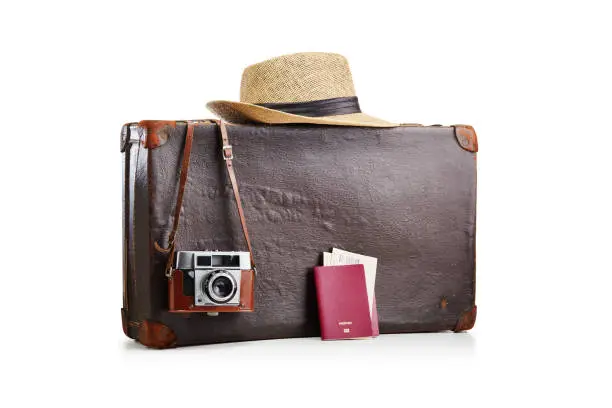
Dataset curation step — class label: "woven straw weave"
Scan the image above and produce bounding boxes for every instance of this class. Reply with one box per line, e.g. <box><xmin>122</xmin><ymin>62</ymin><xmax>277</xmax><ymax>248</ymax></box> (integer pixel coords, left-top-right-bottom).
<box><xmin>207</xmin><ymin>52</ymin><xmax>397</xmax><ymax>127</ymax></box>
<box><xmin>240</xmin><ymin>52</ymin><xmax>356</xmax><ymax>104</ymax></box>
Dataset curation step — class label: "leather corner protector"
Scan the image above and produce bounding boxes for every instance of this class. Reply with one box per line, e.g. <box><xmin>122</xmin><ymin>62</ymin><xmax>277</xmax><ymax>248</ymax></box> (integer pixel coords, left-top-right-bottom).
<box><xmin>137</xmin><ymin>320</ymin><xmax>177</xmax><ymax>349</ymax></box>
<box><xmin>121</xmin><ymin>309</ymin><xmax>140</xmax><ymax>340</ymax></box>
<box><xmin>454</xmin><ymin>125</ymin><xmax>478</xmax><ymax>152</ymax></box>
<box><xmin>453</xmin><ymin>305</ymin><xmax>477</xmax><ymax>332</ymax></box>
<box><xmin>138</xmin><ymin>120</ymin><xmax>177</xmax><ymax>149</ymax></box>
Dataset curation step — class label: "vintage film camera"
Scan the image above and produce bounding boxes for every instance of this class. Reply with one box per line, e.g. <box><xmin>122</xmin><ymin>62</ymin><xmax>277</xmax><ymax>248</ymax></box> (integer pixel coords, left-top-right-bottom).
<box><xmin>168</xmin><ymin>251</ymin><xmax>255</xmax><ymax>314</ymax></box>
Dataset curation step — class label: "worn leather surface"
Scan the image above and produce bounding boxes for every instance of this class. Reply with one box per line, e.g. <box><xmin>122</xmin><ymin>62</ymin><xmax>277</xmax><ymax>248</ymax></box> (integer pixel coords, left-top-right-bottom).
<box><xmin>125</xmin><ymin>122</ymin><xmax>476</xmax><ymax>346</ymax></box>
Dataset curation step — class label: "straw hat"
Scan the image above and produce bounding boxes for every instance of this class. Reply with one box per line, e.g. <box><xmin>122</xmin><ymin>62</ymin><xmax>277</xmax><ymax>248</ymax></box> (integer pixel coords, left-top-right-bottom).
<box><xmin>207</xmin><ymin>52</ymin><xmax>397</xmax><ymax>127</ymax></box>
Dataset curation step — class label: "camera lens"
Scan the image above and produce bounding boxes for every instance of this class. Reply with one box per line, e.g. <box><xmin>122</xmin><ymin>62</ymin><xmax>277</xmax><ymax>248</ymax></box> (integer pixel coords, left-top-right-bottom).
<box><xmin>204</xmin><ymin>271</ymin><xmax>237</xmax><ymax>304</ymax></box>
<box><xmin>212</xmin><ymin>276</ymin><xmax>233</xmax><ymax>298</ymax></box>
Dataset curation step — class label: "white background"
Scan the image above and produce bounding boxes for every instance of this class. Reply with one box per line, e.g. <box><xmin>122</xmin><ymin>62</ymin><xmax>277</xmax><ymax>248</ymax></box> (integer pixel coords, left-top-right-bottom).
<box><xmin>1</xmin><ymin>1</ymin><xmax>611</xmax><ymax>407</ymax></box>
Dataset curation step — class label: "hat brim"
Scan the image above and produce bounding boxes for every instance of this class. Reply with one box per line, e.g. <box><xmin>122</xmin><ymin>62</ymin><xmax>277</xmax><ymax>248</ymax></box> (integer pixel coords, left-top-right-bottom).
<box><xmin>206</xmin><ymin>100</ymin><xmax>398</xmax><ymax>128</ymax></box>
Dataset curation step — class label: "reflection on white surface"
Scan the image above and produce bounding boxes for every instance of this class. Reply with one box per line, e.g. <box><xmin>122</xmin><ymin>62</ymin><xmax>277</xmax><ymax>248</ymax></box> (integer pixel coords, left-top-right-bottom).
<box><xmin>121</xmin><ymin>332</ymin><xmax>475</xmax><ymax>360</ymax></box>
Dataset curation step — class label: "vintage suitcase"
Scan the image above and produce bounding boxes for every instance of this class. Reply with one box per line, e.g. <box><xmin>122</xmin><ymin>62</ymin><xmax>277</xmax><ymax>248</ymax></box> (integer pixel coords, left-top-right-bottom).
<box><xmin>120</xmin><ymin>120</ymin><xmax>478</xmax><ymax>348</ymax></box>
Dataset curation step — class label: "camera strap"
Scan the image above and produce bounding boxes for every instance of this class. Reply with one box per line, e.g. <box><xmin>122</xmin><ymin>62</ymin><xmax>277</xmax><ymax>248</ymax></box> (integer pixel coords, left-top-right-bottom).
<box><xmin>215</xmin><ymin>120</ymin><xmax>257</xmax><ymax>273</ymax></box>
<box><xmin>160</xmin><ymin>121</ymin><xmax>196</xmax><ymax>277</ymax></box>
<box><xmin>161</xmin><ymin>120</ymin><xmax>256</xmax><ymax>278</ymax></box>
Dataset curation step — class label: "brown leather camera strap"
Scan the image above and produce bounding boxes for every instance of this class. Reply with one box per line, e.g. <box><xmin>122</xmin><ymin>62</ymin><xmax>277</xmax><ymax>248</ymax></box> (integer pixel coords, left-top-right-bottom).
<box><xmin>160</xmin><ymin>122</ymin><xmax>195</xmax><ymax>276</ymax></box>
<box><xmin>215</xmin><ymin>120</ymin><xmax>257</xmax><ymax>272</ymax></box>
<box><xmin>161</xmin><ymin>120</ymin><xmax>256</xmax><ymax>277</ymax></box>
<box><xmin>167</xmin><ymin>123</ymin><xmax>195</xmax><ymax>250</ymax></box>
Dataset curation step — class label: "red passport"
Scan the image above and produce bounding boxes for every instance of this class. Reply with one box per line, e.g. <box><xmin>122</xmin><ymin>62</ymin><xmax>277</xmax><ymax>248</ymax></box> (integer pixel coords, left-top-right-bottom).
<box><xmin>314</xmin><ymin>264</ymin><xmax>374</xmax><ymax>340</ymax></box>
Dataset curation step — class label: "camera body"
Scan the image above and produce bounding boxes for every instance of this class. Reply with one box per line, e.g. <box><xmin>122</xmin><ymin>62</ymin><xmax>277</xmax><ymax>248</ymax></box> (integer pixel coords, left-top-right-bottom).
<box><xmin>168</xmin><ymin>251</ymin><xmax>255</xmax><ymax>313</ymax></box>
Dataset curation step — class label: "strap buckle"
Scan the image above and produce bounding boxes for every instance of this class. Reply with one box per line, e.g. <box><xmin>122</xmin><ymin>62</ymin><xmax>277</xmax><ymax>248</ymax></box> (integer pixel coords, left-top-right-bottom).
<box><xmin>222</xmin><ymin>145</ymin><xmax>233</xmax><ymax>160</ymax></box>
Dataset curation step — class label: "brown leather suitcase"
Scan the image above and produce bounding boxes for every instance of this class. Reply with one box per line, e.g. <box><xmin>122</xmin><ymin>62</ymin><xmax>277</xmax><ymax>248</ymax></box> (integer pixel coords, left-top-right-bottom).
<box><xmin>121</xmin><ymin>120</ymin><xmax>478</xmax><ymax>348</ymax></box>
